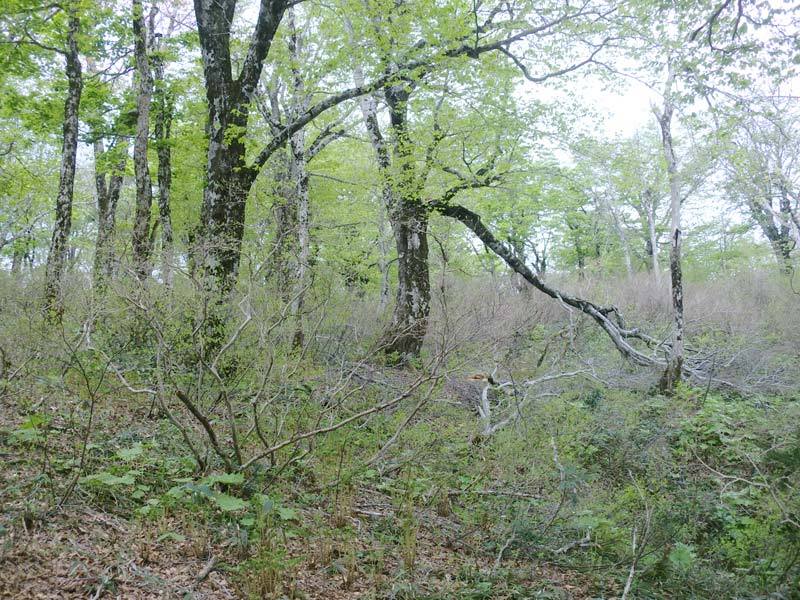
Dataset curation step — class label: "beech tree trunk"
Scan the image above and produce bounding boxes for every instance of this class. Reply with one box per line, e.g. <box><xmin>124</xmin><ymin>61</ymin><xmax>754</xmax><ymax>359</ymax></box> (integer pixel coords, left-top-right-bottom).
<box><xmin>377</xmin><ymin>86</ymin><xmax>432</xmax><ymax>360</ymax></box>
<box><xmin>746</xmin><ymin>173</ymin><xmax>800</xmax><ymax>273</ymax></box>
<box><xmin>600</xmin><ymin>195</ymin><xmax>633</xmax><ymax>277</ymax></box>
<box><xmin>285</xmin><ymin>16</ymin><xmax>314</xmax><ymax>348</ymax></box>
<box><xmin>643</xmin><ymin>189</ymin><xmax>661</xmax><ymax>282</ymax></box>
<box><xmin>655</xmin><ymin>71</ymin><xmax>684</xmax><ymax>393</ymax></box>
<box><xmin>347</xmin><ymin>24</ymin><xmax>431</xmax><ymax>360</ymax></box>
<box><xmin>10</xmin><ymin>232</ymin><xmax>31</xmax><ymax>275</ymax></box>
<box><xmin>92</xmin><ymin>139</ymin><xmax>127</xmax><ymax>291</ymax></box>
<box><xmin>43</xmin><ymin>11</ymin><xmax>82</xmax><ymax>320</ymax></box>
<box><xmin>130</xmin><ymin>0</ymin><xmax>155</xmax><ymax>280</ymax></box>
<box><xmin>384</xmin><ymin>200</ymin><xmax>431</xmax><ymax>358</ymax></box>
<box><xmin>289</xmin><ymin>127</ymin><xmax>310</xmax><ymax>349</ymax></box>
<box><xmin>747</xmin><ymin>195</ymin><xmax>796</xmax><ymax>273</ymax></box>
<box><xmin>152</xmin><ymin>38</ymin><xmax>175</xmax><ymax>287</ymax></box>
<box><xmin>193</xmin><ymin>0</ymin><xmax>286</xmax><ymax>294</ymax></box>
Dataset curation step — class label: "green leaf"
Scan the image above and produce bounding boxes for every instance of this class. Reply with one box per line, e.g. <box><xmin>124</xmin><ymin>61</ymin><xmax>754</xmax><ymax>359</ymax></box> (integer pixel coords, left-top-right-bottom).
<box><xmin>116</xmin><ymin>444</ymin><xmax>144</xmax><ymax>461</ymax></box>
<box><xmin>157</xmin><ymin>532</ymin><xmax>186</xmax><ymax>543</ymax></box>
<box><xmin>80</xmin><ymin>471</ymin><xmax>136</xmax><ymax>486</ymax></box>
<box><xmin>204</xmin><ymin>473</ymin><xmax>244</xmax><ymax>486</ymax></box>
<box><xmin>276</xmin><ymin>506</ymin><xmax>299</xmax><ymax>522</ymax></box>
<box><xmin>255</xmin><ymin>494</ymin><xmax>274</xmax><ymax>514</ymax></box>
<box><xmin>210</xmin><ymin>491</ymin><xmax>247</xmax><ymax>512</ymax></box>
<box><xmin>668</xmin><ymin>543</ymin><xmax>696</xmax><ymax>573</ymax></box>
<box><xmin>184</xmin><ymin>482</ymin><xmax>214</xmax><ymax>498</ymax></box>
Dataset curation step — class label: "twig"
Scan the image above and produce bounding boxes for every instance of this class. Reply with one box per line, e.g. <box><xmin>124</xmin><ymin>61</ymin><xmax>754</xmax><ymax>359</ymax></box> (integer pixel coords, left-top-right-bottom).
<box><xmin>176</xmin><ymin>390</ymin><xmax>232</xmax><ymax>471</ymax></box>
<box><xmin>239</xmin><ymin>371</ymin><xmax>433</xmax><ymax>471</ymax></box>
<box><xmin>621</xmin><ymin>526</ymin><xmax>637</xmax><ymax>600</ymax></box>
<box><xmin>553</xmin><ymin>531</ymin><xmax>592</xmax><ymax>554</ymax></box>
<box><xmin>493</xmin><ymin>530</ymin><xmax>516</xmax><ymax>573</ymax></box>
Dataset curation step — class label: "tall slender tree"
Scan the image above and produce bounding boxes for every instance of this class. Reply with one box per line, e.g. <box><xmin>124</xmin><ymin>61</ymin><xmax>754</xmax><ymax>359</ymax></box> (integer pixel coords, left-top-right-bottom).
<box><xmin>152</xmin><ymin>23</ymin><xmax>176</xmax><ymax>287</ymax></box>
<box><xmin>654</xmin><ymin>65</ymin><xmax>684</xmax><ymax>392</ymax></box>
<box><xmin>130</xmin><ymin>0</ymin><xmax>155</xmax><ymax>280</ymax></box>
<box><xmin>43</xmin><ymin>5</ymin><xmax>83</xmax><ymax>319</ymax></box>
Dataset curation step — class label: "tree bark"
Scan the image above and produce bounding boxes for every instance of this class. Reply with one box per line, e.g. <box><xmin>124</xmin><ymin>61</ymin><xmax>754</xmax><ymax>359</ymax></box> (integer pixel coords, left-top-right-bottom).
<box><xmin>152</xmin><ymin>36</ymin><xmax>175</xmax><ymax>287</ymax></box>
<box><xmin>346</xmin><ymin>17</ymin><xmax>431</xmax><ymax>360</ymax></box>
<box><xmin>643</xmin><ymin>189</ymin><xmax>661</xmax><ymax>282</ymax></box>
<box><xmin>600</xmin><ymin>195</ymin><xmax>633</xmax><ymax>277</ymax></box>
<box><xmin>43</xmin><ymin>10</ymin><xmax>82</xmax><ymax>320</ymax></box>
<box><xmin>377</xmin><ymin>86</ymin><xmax>432</xmax><ymax>361</ymax></box>
<box><xmin>285</xmin><ymin>9</ymin><xmax>311</xmax><ymax>348</ymax></box>
<box><xmin>10</xmin><ymin>233</ymin><xmax>31</xmax><ymax>275</ymax></box>
<box><xmin>193</xmin><ymin>0</ymin><xmax>286</xmax><ymax>294</ymax></box>
<box><xmin>383</xmin><ymin>200</ymin><xmax>431</xmax><ymax>359</ymax></box>
<box><xmin>289</xmin><ymin>127</ymin><xmax>310</xmax><ymax>349</ymax></box>
<box><xmin>748</xmin><ymin>198</ymin><xmax>794</xmax><ymax>271</ymax></box>
<box><xmin>130</xmin><ymin>0</ymin><xmax>155</xmax><ymax>280</ymax></box>
<box><xmin>655</xmin><ymin>70</ymin><xmax>684</xmax><ymax>393</ymax></box>
<box><xmin>92</xmin><ymin>139</ymin><xmax>127</xmax><ymax>291</ymax></box>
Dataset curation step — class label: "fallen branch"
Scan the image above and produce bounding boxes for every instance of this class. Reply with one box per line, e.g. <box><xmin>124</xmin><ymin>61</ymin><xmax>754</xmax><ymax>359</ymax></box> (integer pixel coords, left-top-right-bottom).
<box><xmin>447</xmin><ymin>488</ymin><xmax>541</xmax><ymax>500</ymax></box>
<box><xmin>553</xmin><ymin>531</ymin><xmax>592</xmax><ymax>554</ymax></box>
<box><xmin>431</xmin><ymin>200</ymin><xmax>667</xmax><ymax>368</ymax></box>
<box><xmin>195</xmin><ymin>555</ymin><xmax>218</xmax><ymax>584</ymax></box>
<box><xmin>239</xmin><ymin>370</ymin><xmax>434</xmax><ymax>471</ymax></box>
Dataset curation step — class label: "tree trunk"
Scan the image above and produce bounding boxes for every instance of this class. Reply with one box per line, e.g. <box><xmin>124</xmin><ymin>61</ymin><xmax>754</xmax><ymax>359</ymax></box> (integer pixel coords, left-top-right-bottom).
<box><xmin>383</xmin><ymin>201</ymin><xmax>431</xmax><ymax>359</ymax></box>
<box><xmin>644</xmin><ymin>189</ymin><xmax>661</xmax><ymax>282</ymax></box>
<box><xmin>193</xmin><ymin>0</ymin><xmax>285</xmax><ymax>294</ymax></box>
<box><xmin>566</xmin><ymin>220</ymin><xmax>587</xmax><ymax>280</ymax></box>
<box><xmin>130</xmin><ymin>0</ymin><xmax>155</xmax><ymax>280</ymax></box>
<box><xmin>655</xmin><ymin>73</ymin><xmax>684</xmax><ymax>394</ymax></box>
<box><xmin>378</xmin><ymin>87</ymin><xmax>431</xmax><ymax>361</ymax></box>
<box><xmin>600</xmin><ymin>196</ymin><xmax>633</xmax><ymax>277</ymax></box>
<box><xmin>43</xmin><ymin>11</ymin><xmax>82</xmax><ymax>320</ymax></box>
<box><xmin>289</xmin><ymin>128</ymin><xmax>310</xmax><ymax>349</ymax></box>
<box><xmin>11</xmin><ymin>235</ymin><xmax>29</xmax><ymax>275</ymax></box>
<box><xmin>346</xmin><ymin>29</ymin><xmax>431</xmax><ymax>360</ymax></box>
<box><xmin>267</xmin><ymin>9</ymin><xmax>308</xmax><ymax>301</ymax></box>
<box><xmin>270</xmin><ymin>154</ymin><xmax>297</xmax><ymax>296</ymax></box>
<box><xmin>152</xmin><ymin>39</ymin><xmax>175</xmax><ymax>287</ymax></box>
<box><xmin>377</xmin><ymin>204</ymin><xmax>392</xmax><ymax>309</ymax></box>
<box><xmin>92</xmin><ymin>139</ymin><xmax>127</xmax><ymax>291</ymax></box>
<box><xmin>286</xmin><ymin>10</ymin><xmax>312</xmax><ymax>348</ymax></box>
<box><xmin>747</xmin><ymin>195</ymin><xmax>795</xmax><ymax>273</ymax></box>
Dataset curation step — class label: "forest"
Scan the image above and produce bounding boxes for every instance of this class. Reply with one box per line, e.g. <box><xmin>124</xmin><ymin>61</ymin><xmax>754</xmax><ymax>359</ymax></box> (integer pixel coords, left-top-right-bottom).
<box><xmin>0</xmin><ymin>0</ymin><xmax>799</xmax><ymax>597</ymax></box>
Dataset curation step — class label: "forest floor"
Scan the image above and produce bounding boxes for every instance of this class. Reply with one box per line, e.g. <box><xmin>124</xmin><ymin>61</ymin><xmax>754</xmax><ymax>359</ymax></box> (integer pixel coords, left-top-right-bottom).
<box><xmin>2</xmin><ymin>274</ymin><xmax>799</xmax><ymax>599</ymax></box>
<box><xmin>0</xmin><ymin>381</ymin><xmax>597</xmax><ymax>599</ymax></box>
<box><xmin>0</xmin><ymin>488</ymin><xmax>591</xmax><ymax>599</ymax></box>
